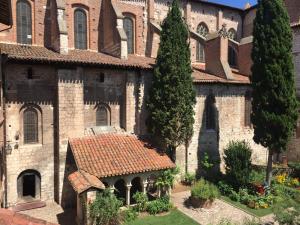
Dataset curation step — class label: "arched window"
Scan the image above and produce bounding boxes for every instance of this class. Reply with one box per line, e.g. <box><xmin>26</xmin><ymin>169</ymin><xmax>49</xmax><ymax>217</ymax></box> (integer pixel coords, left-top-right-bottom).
<box><xmin>228</xmin><ymin>46</ymin><xmax>237</xmax><ymax>67</ymax></box>
<box><xmin>96</xmin><ymin>105</ymin><xmax>110</xmax><ymax>126</ymax></box>
<box><xmin>74</xmin><ymin>9</ymin><xmax>87</xmax><ymax>49</ymax></box>
<box><xmin>205</xmin><ymin>94</ymin><xmax>216</xmax><ymax>130</ymax></box>
<box><xmin>17</xmin><ymin>0</ymin><xmax>32</xmax><ymax>44</ymax></box>
<box><xmin>244</xmin><ymin>91</ymin><xmax>252</xmax><ymax>127</ymax></box>
<box><xmin>123</xmin><ymin>17</ymin><xmax>134</xmax><ymax>54</ymax></box>
<box><xmin>228</xmin><ymin>28</ymin><xmax>237</xmax><ymax>41</ymax></box>
<box><xmin>23</xmin><ymin>108</ymin><xmax>38</xmax><ymax>144</ymax></box>
<box><xmin>196</xmin><ymin>23</ymin><xmax>208</xmax><ymax>62</ymax></box>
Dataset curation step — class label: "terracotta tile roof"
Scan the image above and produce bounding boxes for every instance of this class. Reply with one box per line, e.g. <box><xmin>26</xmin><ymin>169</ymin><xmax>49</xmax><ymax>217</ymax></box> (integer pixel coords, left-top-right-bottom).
<box><xmin>68</xmin><ymin>170</ymin><xmax>105</xmax><ymax>194</ymax></box>
<box><xmin>69</xmin><ymin>134</ymin><xmax>176</xmax><ymax>178</ymax></box>
<box><xmin>0</xmin><ymin>208</ymin><xmax>58</xmax><ymax>225</ymax></box>
<box><xmin>192</xmin><ymin>67</ymin><xmax>250</xmax><ymax>84</ymax></box>
<box><xmin>0</xmin><ymin>43</ymin><xmax>155</xmax><ymax>69</ymax></box>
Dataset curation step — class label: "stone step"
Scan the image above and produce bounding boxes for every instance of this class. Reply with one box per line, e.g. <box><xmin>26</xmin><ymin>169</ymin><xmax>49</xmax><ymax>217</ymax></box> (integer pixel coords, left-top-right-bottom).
<box><xmin>11</xmin><ymin>200</ymin><xmax>46</xmax><ymax>212</ymax></box>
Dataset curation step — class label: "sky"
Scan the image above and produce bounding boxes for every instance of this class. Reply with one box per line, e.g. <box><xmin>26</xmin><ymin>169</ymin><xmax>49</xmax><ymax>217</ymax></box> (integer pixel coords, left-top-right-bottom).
<box><xmin>207</xmin><ymin>0</ymin><xmax>257</xmax><ymax>9</ymax></box>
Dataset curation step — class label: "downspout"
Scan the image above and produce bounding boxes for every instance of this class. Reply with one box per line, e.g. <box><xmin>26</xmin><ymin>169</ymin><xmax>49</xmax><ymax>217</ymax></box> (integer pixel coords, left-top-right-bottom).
<box><xmin>1</xmin><ymin>54</ymin><xmax>7</xmax><ymax>208</ymax></box>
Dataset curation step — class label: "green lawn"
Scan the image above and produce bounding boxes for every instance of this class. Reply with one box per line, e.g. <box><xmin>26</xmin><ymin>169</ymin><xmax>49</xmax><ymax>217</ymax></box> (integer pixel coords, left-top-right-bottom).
<box><xmin>125</xmin><ymin>209</ymin><xmax>199</xmax><ymax>225</ymax></box>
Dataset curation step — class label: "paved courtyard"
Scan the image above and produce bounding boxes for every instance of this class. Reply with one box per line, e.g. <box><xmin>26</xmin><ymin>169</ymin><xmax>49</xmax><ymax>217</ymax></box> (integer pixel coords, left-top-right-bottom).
<box><xmin>19</xmin><ymin>201</ymin><xmax>76</xmax><ymax>225</ymax></box>
<box><xmin>171</xmin><ymin>191</ymin><xmax>275</xmax><ymax>225</ymax></box>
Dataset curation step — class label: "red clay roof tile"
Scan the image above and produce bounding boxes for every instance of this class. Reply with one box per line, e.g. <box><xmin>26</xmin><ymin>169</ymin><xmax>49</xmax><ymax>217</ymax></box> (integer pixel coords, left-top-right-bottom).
<box><xmin>69</xmin><ymin>134</ymin><xmax>176</xmax><ymax>178</ymax></box>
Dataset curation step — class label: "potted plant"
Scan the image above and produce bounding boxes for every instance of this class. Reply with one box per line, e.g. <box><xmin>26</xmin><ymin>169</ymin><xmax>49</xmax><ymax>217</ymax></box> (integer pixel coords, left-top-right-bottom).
<box><xmin>190</xmin><ymin>179</ymin><xmax>220</xmax><ymax>208</ymax></box>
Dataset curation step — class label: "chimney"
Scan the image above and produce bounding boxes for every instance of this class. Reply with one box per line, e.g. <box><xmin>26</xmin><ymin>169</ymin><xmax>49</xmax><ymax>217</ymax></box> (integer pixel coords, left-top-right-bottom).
<box><xmin>238</xmin><ymin>36</ymin><xmax>253</xmax><ymax>76</ymax></box>
<box><xmin>205</xmin><ymin>24</ymin><xmax>233</xmax><ymax>79</ymax></box>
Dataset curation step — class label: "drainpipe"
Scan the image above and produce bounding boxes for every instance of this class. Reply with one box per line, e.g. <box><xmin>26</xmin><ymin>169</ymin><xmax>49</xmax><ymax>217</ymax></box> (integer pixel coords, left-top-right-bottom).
<box><xmin>1</xmin><ymin>54</ymin><xmax>8</xmax><ymax>208</ymax></box>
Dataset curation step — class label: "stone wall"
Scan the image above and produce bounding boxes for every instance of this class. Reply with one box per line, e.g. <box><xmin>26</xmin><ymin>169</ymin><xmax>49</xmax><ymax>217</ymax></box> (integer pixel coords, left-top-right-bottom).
<box><xmin>176</xmin><ymin>84</ymin><xmax>268</xmax><ymax>174</ymax></box>
<box><xmin>4</xmin><ymin>64</ymin><xmax>56</xmax><ymax>206</ymax></box>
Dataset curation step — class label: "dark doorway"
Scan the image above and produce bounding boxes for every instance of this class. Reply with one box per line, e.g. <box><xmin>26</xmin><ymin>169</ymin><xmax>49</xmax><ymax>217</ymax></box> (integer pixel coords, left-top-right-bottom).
<box><xmin>17</xmin><ymin>170</ymin><xmax>41</xmax><ymax>200</ymax></box>
<box><xmin>114</xmin><ymin>179</ymin><xmax>126</xmax><ymax>205</ymax></box>
<box><xmin>130</xmin><ymin>177</ymin><xmax>142</xmax><ymax>204</ymax></box>
<box><xmin>23</xmin><ymin>174</ymin><xmax>36</xmax><ymax>198</ymax></box>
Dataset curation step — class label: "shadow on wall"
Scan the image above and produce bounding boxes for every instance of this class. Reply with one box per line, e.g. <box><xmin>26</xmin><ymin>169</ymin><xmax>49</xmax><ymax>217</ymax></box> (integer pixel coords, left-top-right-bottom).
<box><xmin>44</xmin><ymin>0</ymin><xmax>59</xmax><ymax>50</ymax></box>
<box><xmin>61</xmin><ymin>145</ymin><xmax>77</xmax><ymax>209</ymax></box>
<box><xmin>196</xmin><ymin>92</ymin><xmax>222</xmax><ymax>181</ymax></box>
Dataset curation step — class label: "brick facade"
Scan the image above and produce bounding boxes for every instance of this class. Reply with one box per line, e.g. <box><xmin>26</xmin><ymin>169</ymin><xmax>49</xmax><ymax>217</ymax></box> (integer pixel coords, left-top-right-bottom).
<box><xmin>0</xmin><ymin>0</ymin><xmax>298</xmax><ymax>209</ymax></box>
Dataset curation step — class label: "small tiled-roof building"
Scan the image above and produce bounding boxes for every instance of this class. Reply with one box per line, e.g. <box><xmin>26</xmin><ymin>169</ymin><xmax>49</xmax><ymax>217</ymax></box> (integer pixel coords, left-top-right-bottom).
<box><xmin>0</xmin><ymin>1</ymin><xmax>299</xmax><ymax>224</ymax></box>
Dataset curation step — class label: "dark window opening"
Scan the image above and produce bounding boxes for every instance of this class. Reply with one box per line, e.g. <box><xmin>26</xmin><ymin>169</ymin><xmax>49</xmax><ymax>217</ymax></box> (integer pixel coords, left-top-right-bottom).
<box><xmin>228</xmin><ymin>46</ymin><xmax>237</xmax><ymax>67</ymax></box>
<box><xmin>205</xmin><ymin>94</ymin><xmax>216</xmax><ymax>130</ymax></box>
<box><xmin>23</xmin><ymin>108</ymin><xmax>38</xmax><ymax>144</ymax></box>
<box><xmin>245</xmin><ymin>91</ymin><xmax>252</xmax><ymax>127</ymax></box>
<box><xmin>74</xmin><ymin>9</ymin><xmax>87</xmax><ymax>49</ymax></box>
<box><xmin>98</xmin><ymin>73</ymin><xmax>105</xmax><ymax>83</ymax></box>
<box><xmin>17</xmin><ymin>0</ymin><xmax>32</xmax><ymax>44</ymax></box>
<box><xmin>228</xmin><ymin>28</ymin><xmax>237</xmax><ymax>41</ymax></box>
<box><xmin>96</xmin><ymin>105</ymin><xmax>109</xmax><ymax>126</ymax></box>
<box><xmin>123</xmin><ymin>17</ymin><xmax>134</xmax><ymax>54</ymax></box>
<box><xmin>27</xmin><ymin>67</ymin><xmax>33</xmax><ymax>79</ymax></box>
<box><xmin>17</xmin><ymin>170</ymin><xmax>41</xmax><ymax>200</ymax></box>
<box><xmin>196</xmin><ymin>42</ymin><xmax>205</xmax><ymax>62</ymax></box>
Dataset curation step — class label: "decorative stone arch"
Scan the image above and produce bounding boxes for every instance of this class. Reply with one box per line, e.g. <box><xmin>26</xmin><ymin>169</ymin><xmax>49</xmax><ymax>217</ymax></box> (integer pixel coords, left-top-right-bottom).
<box><xmin>228</xmin><ymin>28</ymin><xmax>237</xmax><ymax>41</ymax></box>
<box><xmin>95</xmin><ymin>103</ymin><xmax>111</xmax><ymax>126</ymax></box>
<box><xmin>17</xmin><ymin>169</ymin><xmax>41</xmax><ymax>200</ymax></box>
<box><xmin>130</xmin><ymin>177</ymin><xmax>143</xmax><ymax>204</ymax></box>
<box><xmin>19</xmin><ymin>104</ymin><xmax>43</xmax><ymax>145</ymax></box>
<box><xmin>196</xmin><ymin>22</ymin><xmax>209</xmax><ymax>63</ymax></box>
<box><xmin>114</xmin><ymin>179</ymin><xmax>126</xmax><ymax>205</ymax></box>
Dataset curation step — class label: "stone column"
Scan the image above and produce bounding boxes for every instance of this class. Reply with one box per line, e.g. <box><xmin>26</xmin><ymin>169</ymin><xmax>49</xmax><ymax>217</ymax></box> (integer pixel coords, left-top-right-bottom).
<box><xmin>142</xmin><ymin>180</ymin><xmax>148</xmax><ymax>194</ymax></box>
<box><xmin>109</xmin><ymin>184</ymin><xmax>115</xmax><ymax>194</ymax></box>
<box><xmin>126</xmin><ymin>184</ymin><xmax>132</xmax><ymax>206</ymax></box>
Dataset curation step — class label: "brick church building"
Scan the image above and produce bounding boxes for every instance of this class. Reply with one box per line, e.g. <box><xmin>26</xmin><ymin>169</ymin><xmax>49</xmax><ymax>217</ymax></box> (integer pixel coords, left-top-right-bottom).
<box><xmin>0</xmin><ymin>0</ymin><xmax>299</xmax><ymax>221</ymax></box>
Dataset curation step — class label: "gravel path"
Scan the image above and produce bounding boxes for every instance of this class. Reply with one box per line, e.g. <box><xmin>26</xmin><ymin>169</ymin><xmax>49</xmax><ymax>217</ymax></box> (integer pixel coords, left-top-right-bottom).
<box><xmin>171</xmin><ymin>191</ymin><xmax>275</xmax><ymax>225</ymax></box>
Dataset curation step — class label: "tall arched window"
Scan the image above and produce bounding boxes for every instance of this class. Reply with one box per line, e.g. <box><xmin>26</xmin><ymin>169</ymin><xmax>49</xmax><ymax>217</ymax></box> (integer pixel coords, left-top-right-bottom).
<box><xmin>205</xmin><ymin>94</ymin><xmax>216</xmax><ymax>130</ymax></box>
<box><xmin>17</xmin><ymin>0</ymin><xmax>32</xmax><ymax>44</ymax></box>
<box><xmin>196</xmin><ymin>23</ymin><xmax>209</xmax><ymax>62</ymax></box>
<box><xmin>96</xmin><ymin>105</ymin><xmax>110</xmax><ymax>126</ymax></box>
<box><xmin>123</xmin><ymin>17</ymin><xmax>134</xmax><ymax>54</ymax></box>
<box><xmin>228</xmin><ymin>46</ymin><xmax>237</xmax><ymax>67</ymax></box>
<box><xmin>74</xmin><ymin>9</ymin><xmax>87</xmax><ymax>50</ymax></box>
<box><xmin>228</xmin><ymin>28</ymin><xmax>237</xmax><ymax>41</ymax></box>
<box><xmin>23</xmin><ymin>108</ymin><xmax>38</xmax><ymax>144</ymax></box>
<box><xmin>244</xmin><ymin>91</ymin><xmax>252</xmax><ymax>127</ymax></box>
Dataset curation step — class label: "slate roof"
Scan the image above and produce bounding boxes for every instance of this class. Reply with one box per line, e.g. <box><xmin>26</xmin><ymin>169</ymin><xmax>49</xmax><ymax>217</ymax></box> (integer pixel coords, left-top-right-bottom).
<box><xmin>68</xmin><ymin>170</ymin><xmax>105</xmax><ymax>194</ymax></box>
<box><xmin>69</xmin><ymin>134</ymin><xmax>176</xmax><ymax>178</ymax></box>
<box><xmin>0</xmin><ymin>208</ymin><xmax>58</xmax><ymax>225</ymax></box>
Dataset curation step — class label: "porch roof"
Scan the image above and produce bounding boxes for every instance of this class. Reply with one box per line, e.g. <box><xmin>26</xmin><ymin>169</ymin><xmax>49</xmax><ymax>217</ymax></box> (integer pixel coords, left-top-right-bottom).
<box><xmin>68</xmin><ymin>170</ymin><xmax>105</xmax><ymax>194</ymax></box>
<box><xmin>69</xmin><ymin>133</ymin><xmax>175</xmax><ymax>178</ymax></box>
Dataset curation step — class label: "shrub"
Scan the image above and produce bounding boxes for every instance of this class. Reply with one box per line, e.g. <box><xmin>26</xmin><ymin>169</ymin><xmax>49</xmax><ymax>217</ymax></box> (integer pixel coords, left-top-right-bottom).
<box><xmin>146</xmin><ymin>196</ymin><xmax>172</xmax><ymax>215</ymax></box>
<box><xmin>89</xmin><ymin>190</ymin><xmax>123</xmax><ymax>225</ymax></box>
<box><xmin>191</xmin><ymin>179</ymin><xmax>220</xmax><ymax>201</ymax></box>
<box><xmin>249</xmin><ymin>169</ymin><xmax>265</xmax><ymax>184</ymax></box>
<box><xmin>121</xmin><ymin>208</ymin><xmax>138</xmax><ymax>224</ymax></box>
<box><xmin>273</xmin><ymin>199</ymin><xmax>300</xmax><ymax>225</ymax></box>
<box><xmin>288</xmin><ymin>162</ymin><xmax>300</xmax><ymax>178</ymax></box>
<box><xmin>183</xmin><ymin>172</ymin><xmax>196</xmax><ymax>185</ymax></box>
<box><xmin>132</xmin><ymin>192</ymin><xmax>148</xmax><ymax>212</ymax></box>
<box><xmin>224</xmin><ymin>141</ymin><xmax>252</xmax><ymax>189</ymax></box>
<box><xmin>217</xmin><ymin>181</ymin><xmax>234</xmax><ymax>195</ymax></box>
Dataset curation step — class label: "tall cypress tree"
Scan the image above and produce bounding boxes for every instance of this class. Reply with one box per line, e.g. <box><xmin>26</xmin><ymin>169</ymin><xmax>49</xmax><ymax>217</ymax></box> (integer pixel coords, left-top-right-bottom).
<box><xmin>147</xmin><ymin>0</ymin><xmax>196</xmax><ymax>161</ymax></box>
<box><xmin>251</xmin><ymin>0</ymin><xmax>299</xmax><ymax>186</ymax></box>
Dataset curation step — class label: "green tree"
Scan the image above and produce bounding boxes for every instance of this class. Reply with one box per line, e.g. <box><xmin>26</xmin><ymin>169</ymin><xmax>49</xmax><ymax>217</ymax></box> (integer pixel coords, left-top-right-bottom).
<box><xmin>147</xmin><ymin>0</ymin><xmax>196</xmax><ymax>162</ymax></box>
<box><xmin>251</xmin><ymin>0</ymin><xmax>299</xmax><ymax>186</ymax></box>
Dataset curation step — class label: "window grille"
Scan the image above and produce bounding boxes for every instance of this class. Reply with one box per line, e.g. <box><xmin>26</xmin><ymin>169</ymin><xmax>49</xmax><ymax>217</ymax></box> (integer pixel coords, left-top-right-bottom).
<box><xmin>23</xmin><ymin>108</ymin><xmax>38</xmax><ymax>144</ymax></box>
<box><xmin>123</xmin><ymin>17</ymin><xmax>134</xmax><ymax>54</ymax></box>
<box><xmin>17</xmin><ymin>0</ymin><xmax>32</xmax><ymax>44</ymax></box>
<box><xmin>96</xmin><ymin>106</ymin><xmax>109</xmax><ymax>126</ymax></box>
<box><xmin>74</xmin><ymin>9</ymin><xmax>87</xmax><ymax>49</ymax></box>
